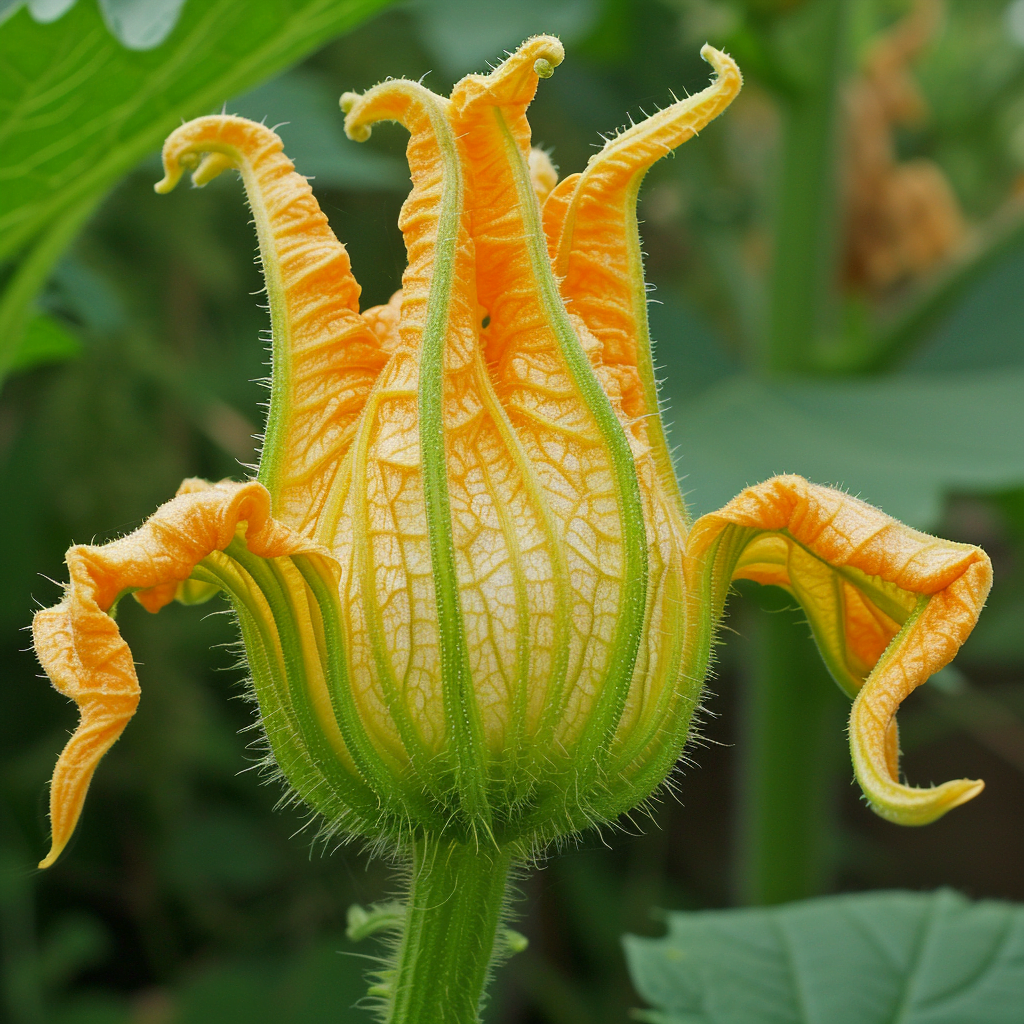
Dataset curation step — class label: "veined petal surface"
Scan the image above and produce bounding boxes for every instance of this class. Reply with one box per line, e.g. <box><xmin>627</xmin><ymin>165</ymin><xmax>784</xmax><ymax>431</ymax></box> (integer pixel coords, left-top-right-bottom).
<box><xmin>33</xmin><ymin>34</ymin><xmax>992</xmax><ymax>867</ymax></box>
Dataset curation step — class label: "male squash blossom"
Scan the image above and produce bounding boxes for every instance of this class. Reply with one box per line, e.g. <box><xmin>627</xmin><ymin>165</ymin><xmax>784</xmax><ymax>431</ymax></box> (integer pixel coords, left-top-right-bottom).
<box><xmin>32</xmin><ymin>37</ymin><xmax>990</xmax><ymax>1022</ymax></box>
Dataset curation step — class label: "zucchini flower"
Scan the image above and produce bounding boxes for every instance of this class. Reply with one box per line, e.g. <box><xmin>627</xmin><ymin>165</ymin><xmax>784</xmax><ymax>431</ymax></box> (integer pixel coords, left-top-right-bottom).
<box><xmin>32</xmin><ymin>36</ymin><xmax>990</xmax><ymax>1023</ymax></box>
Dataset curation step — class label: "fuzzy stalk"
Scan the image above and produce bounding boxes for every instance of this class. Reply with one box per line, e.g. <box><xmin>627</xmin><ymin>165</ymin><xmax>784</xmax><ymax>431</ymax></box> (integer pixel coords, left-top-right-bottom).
<box><xmin>383</xmin><ymin>836</ymin><xmax>514</xmax><ymax>1024</ymax></box>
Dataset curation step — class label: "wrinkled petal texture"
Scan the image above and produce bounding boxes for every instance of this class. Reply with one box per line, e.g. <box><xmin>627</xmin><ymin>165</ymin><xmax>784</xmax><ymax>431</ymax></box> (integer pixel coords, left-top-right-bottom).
<box><xmin>36</xmin><ymin>38</ymin><xmax>745</xmax><ymax>855</ymax></box>
<box><xmin>35</xmin><ymin>32</ymin><xmax>991</xmax><ymax>861</ymax></box>
<box><xmin>33</xmin><ymin>480</ymin><xmax>328</xmax><ymax>867</ymax></box>
<box><xmin>688</xmin><ymin>475</ymin><xmax>992</xmax><ymax>825</ymax></box>
<box><xmin>321</xmin><ymin>40</ymin><xmax>741</xmax><ymax>787</ymax></box>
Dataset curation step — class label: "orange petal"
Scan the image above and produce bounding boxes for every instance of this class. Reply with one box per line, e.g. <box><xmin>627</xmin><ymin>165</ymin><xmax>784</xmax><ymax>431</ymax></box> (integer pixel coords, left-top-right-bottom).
<box><xmin>528</xmin><ymin>147</ymin><xmax>559</xmax><ymax>204</ymax></box>
<box><xmin>156</xmin><ymin>117</ymin><xmax>388</xmax><ymax>537</ymax></box>
<box><xmin>549</xmin><ymin>45</ymin><xmax>739</xmax><ymax>500</ymax></box>
<box><xmin>688</xmin><ymin>474</ymin><xmax>992</xmax><ymax>825</ymax></box>
<box><xmin>338</xmin><ymin>77</ymin><xmax>574</xmax><ymax>805</ymax></box>
<box><xmin>448</xmin><ymin>38</ymin><xmax>663</xmax><ymax>764</ymax></box>
<box><xmin>34</xmin><ymin>479</ymin><xmax>318</xmax><ymax>868</ymax></box>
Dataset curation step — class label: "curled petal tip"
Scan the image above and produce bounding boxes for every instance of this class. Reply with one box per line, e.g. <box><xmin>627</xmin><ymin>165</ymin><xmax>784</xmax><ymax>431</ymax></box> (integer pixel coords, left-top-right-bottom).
<box><xmin>154</xmin><ymin>149</ymin><xmax>199</xmax><ymax>194</ymax></box>
<box><xmin>347</xmin><ymin>121</ymin><xmax>372</xmax><ymax>143</ymax></box>
<box><xmin>340</xmin><ymin>88</ymin><xmax>378</xmax><ymax>142</ymax></box>
<box><xmin>864</xmin><ymin>776</ymin><xmax>985</xmax><ymax>827</ymax></box>
<box><xmin>700</xmin><ymin>43</ymin><xmax>742</xmax><ymax>86</ymax></box>
<box><xmin>191</xmin><ymin>151</ymin><xmax>234</xmax><ymax>187</ymax></box>
<box><xmin>524</xmin><ymin>34</ymin><xmax>564</xmax><ymax>68</ymax></box>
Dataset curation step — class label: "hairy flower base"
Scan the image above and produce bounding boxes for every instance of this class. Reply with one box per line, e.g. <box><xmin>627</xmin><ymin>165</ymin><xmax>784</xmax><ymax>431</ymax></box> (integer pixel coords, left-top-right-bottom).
<box><xmin>33</xmin><ymin>38</ymin><xmax>991</xmax><ymax>876</ymax></box>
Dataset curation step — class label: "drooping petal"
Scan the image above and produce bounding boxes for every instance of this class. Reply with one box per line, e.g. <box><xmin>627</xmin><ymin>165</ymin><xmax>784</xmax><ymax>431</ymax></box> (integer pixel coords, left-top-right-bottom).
<box><xmin>687</xmin><ymin>475</ymin><xmax>992</xmax><ymax>825</ymax></box>
<box><xmin>156</xmin><ymin>117</ymin><xmax>388</xmax><ymax>537</ymax></box>
<box><xmin>547</xmin><ymin>45</ymin><xmax>741</xmax><ymax>505</ymax></box>
<box><xmin>32</xmin><ymin>479</ymin><xmax>372</xmax><ymax>868</ymax></box>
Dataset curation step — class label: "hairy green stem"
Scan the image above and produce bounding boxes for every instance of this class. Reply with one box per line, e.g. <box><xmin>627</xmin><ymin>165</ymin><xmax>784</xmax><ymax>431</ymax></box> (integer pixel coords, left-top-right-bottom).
<box><xmin>384</xmin><ymin>838</ymin><xmax>514</xmax><ymax>1024</ymax></box>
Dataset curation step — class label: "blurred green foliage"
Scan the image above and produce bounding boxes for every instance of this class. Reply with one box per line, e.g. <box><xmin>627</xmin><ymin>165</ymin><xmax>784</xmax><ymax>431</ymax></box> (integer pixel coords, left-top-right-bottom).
<box><xmin>3</xmin><ymin>0</ymin><xmax>1024</xmax><ymax>1022</ymax></box>
<box><xmin>626</xmin><ymin>889</ymin><xmax>1024</xmax><ymax>1022</ymax></box>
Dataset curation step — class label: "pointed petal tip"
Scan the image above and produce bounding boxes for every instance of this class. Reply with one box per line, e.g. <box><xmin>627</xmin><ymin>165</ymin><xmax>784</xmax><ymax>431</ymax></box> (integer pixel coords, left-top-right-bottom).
<box><xmin>38</xmin><ymin>842</ymin><xmax>65</xmax><ymax>870</ymax></box>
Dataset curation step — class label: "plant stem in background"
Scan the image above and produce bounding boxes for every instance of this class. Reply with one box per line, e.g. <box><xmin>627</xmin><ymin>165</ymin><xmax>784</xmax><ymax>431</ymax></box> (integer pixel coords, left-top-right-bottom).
<box><xmin>735</xmin><ymin>589</ymin><xmax>847</xmax><ymax>906</ymax></box>
<box><xmin>765</xmin><ymin>0</ymin><xmax>847</xmax><ymax>373</ymax></box>
<box><xmin>742</xmin><ymin>0</ymin><xmax>850</xmax><ymax>906</ymax></box>
<box><xmin>384</xmin><ymin>838</ymin><xmax>514</xmax><ymax>1024</ymax></box>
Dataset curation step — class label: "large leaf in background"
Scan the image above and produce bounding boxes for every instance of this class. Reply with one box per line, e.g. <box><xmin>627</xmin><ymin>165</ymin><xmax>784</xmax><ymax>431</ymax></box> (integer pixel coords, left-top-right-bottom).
<box><xmin>666</xmin><ymin>369</ymin><xmax>1024</xmax><ymax>529</ymax></box>
<box><xmin>905</xmin><ymin>244</ymin><xmax>1024</xmax><ymax>372</ymax></box>
<box><xmin>625</xmin><ymin>890</ymin><xmax>1024</xmax><ymax>1024</ymax></box>
<box><xmin>2</xmin><ymin>0</ymin><xmax>189</xmax><ymax>50</ymax></box>
<box><xmin>0</xmin><ymin>0</ymin><xmax>391</xmax><ymax>377</ymax></box>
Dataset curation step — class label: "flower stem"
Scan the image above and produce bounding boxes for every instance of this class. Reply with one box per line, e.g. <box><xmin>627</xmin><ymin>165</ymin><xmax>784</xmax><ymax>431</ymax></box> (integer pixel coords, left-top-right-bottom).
<box><xmin>384</xmin><ymin>836</ymin><xmax>514</xmax><ymax>1024</ymax></box>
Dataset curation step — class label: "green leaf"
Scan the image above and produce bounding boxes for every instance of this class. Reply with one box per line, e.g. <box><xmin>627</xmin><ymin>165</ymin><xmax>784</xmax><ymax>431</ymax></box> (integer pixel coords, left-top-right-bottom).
<box><xmin>0</xmin><ymin>0</ymin><xmax>392</xmax><ymax>380</ymax></box>
<box><xmin>11</xmin><ymin>310</ymin><xmax>81</xmax><ymax>369</ymax></box>
<box><xmin>97</xmin><ymin>0</ymin><xmax>188</xmax><ymax>50</ymax></box>
<box><xmin>624</xmin><ymin>889</ymin><xmax>1024</xmax><ymax>1024</ymax></box>
<box><xmin>666</xmin><ymin>370</ymin><xmax>1024</xmax><ymax>529</ymax></box>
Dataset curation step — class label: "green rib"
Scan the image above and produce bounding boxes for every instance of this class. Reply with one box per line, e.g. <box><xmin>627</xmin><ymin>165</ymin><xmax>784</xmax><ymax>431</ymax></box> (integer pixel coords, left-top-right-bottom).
<box><xmin>350</xmin><ymin>390</ymin><xmax>444</xmax><ymax>801</ymax></box>
<box><xmin>190</xmin><ymin>561</ymin><xmax>361</xmax><ymax>829</ymax></box>
<box><xmin>417</xmin><ymin>97</ymin><xmax>492</xmax><ymax>831</ymax></box>
<box><xmin>603</xmin><ymin>565</ymin><xmax>687</xmax><ymax>782</ymax></box>
<box><xmin>557</xmin><ymin>167</ymin><xmax>688</xmax><ymax>524</ymax></box>
<box><xmin>593</xmin><ymin>542</ymin><xmax>716</xmax><ymax>826</ymax></box>
<box><xmin>224</xmin><ymin>541</ymin><xmax>381</xmax><ymax>821</ymax></box>
<box><xmin>236</xmin><ymin>154</ymin><xmax>291</xmax><ymax>500</ymax></box>
<box><xmin>495</xmin><ymin>108</ymin><xmax>649</xmax><ymax>779</ymax></box>
<box><xmin>293</xmin><ymin>554</ymin><xmax>442</xmax><ymax>828</ymax></box>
